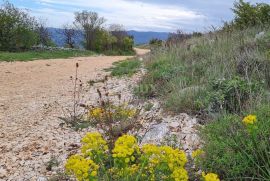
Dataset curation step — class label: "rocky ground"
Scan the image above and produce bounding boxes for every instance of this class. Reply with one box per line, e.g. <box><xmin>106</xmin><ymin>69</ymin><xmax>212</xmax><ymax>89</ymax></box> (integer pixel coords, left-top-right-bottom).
<box><xmin>0</xmin><ymin>50</ymin><xmax>200</xmax><ymax>180</ymax></box>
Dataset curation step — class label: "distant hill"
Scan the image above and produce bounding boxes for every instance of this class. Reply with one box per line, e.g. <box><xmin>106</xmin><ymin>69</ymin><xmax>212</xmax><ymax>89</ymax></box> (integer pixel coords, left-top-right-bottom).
<box><xmin>127</xmin><ymin>30</ymin><xmax>169</xmax><ymax>45</ymax></box>
<box><xmin>48</xmin><ymin>28</ymin><xmax>169</xmax><ymax>47</ymax></box>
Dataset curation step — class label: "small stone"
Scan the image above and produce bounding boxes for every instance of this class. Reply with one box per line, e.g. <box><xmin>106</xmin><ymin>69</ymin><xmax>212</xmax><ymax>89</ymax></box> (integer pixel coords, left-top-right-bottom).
<box><xmin>255</xmin><ymin>31</ymin><xmax>265</xmax><ymax>39</ymax></box>
<box><xmin>0</xmin><ymin>168</ymin><xmax>7</xmax><ymax>178</ymax></box>
<box><xmin>169</xmin><ymin>121</ymin><xmax>180</xmax><ymax>128</ymax></box>
<box><xmin>37</xmin><ymin>176</ymin><xmax>47</xmax><ymax>181</ymax></box>
<box><xmin>0</xmin><ymin>133</ymin><xmax>4</xmax><ymax>138</ymax></box>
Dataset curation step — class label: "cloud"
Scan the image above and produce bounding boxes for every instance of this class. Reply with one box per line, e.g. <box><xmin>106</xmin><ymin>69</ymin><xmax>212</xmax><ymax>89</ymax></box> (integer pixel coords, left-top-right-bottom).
<box><xmin>11</xmin><ymin>0</ymin><xmax>269</xmax><ymax>32</ymax></box>
<box><xmin>30</xmin><ymin>0</ymin><xmax>206</xmax><ymax>32</ymax></box>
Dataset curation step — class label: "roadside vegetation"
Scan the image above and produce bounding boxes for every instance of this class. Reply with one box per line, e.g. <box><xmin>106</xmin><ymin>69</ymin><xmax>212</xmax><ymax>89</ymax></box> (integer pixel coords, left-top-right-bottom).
<box><xmin>105</xmin><ymin>59</ymin><xmax>141</xmax><ymax>77</ymax></box>
<box><xmin>136</xmin><ymin>0</ymin><xmax>270</xmax><ymax>180</ymax></box>
<box><xmin>0</xmin><ymin>50</ymin><xmax>95</xmax><ymax>62</ymax></box>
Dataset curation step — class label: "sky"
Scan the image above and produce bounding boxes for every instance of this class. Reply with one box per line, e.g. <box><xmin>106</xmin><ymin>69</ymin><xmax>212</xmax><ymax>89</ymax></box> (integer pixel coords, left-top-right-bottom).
<box><xmin>4</xmin><ymin>0</ymin><xmax>270</xmax><ymax>32</ymax></box>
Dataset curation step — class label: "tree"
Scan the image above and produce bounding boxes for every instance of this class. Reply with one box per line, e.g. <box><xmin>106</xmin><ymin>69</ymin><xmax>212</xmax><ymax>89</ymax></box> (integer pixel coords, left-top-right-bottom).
<box><xmin>61</xmin><ymin>23</ymin><xmax>77</xmax><ymax>48</ymax></box>
<box><xmin>108</xmin><ymin>24</ymin><xmax>133</xmax><ymax>50</ymax></box>
<box><xmin>0</xmin><ymin>1</ymin><xmax>38</xmax><ymax>51</ymax></box>
<box><xmin>232</xmin><ymin>0</ymin><xmax>270</xmax><ymax>28</ymax></box>
<box><xmin>36</xmin><ymin>19</ymin><xmax>53</xmax><ymax>46</ymax></box>
<box><xmin>109</xmin><ymin>24</ymin><xmax>128</xmax><ymax>43</ymax></box>
<box><xmin>123</xmin><ymin>36</ymin><xmax>134</xmax><ymax>51</ymax></box>
<box><xmin>74</xmin><ymin>11</ymin><xmax>106</xmax><ymax>50</ymax></box>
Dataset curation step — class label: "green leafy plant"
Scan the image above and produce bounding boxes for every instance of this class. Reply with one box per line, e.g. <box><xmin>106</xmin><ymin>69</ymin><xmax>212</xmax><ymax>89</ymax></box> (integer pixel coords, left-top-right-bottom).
<box><xmin>45</xmin><ymin>156</ymin><xmax>60</xmax><ymax>171</ymax></box>
<box><xmin>200</xmin><ymin>105</ymin><xmax>270</xmax><ymax>180</ymax></box>
<box><xmin>203</xmin><ymin>76</ymin><xmax>263</xmax><ymax>113</ymax></box>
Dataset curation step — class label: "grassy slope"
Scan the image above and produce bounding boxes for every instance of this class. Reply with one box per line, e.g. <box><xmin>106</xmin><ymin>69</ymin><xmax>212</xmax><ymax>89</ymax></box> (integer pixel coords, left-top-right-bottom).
<box><xmin>0</xmin><ymin>50</ymin><xmax>95</xmax><ymax>62</ymax></box>
<box><xmin>138</xmin><ymin>26</ymin><xmax>270</xmax><ymax>180</ymax></box>
<box><xmin>138</xmin><ymin>27</ymin><xmax>270</xmax><ymax>114</ymax></box>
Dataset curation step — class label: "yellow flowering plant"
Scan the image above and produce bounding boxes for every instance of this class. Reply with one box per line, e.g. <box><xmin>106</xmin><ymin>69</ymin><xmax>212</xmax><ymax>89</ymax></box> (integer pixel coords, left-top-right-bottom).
<box><xmin>65</xmin><ymin>132</ymin><xmax>191</xmax><ymax>181</ymax></box>
<box><xmin>65</xmin><ymin>155</ymin><xmax>99</xmax><ymax>181</ymax></box>
<box><xmin>81</xmin><ymin>132</ymin><xmax>109</xmax><ymax>162</ymax></box>
<box><xmin>202</xmin><ymin>172</ymin><xmax>220</xmax><ymax>181</ymax></box>
<box><xmin>192</xmin><ymin>149</ymin><xmax>204</xmax><ymax>159</ymax></box>
<box><xmin>242</xmin><ymin>114</ymin><xmax>257</xmax><ymax>126</ymax></box>
<box><xmin>85</xmin><ymin>87</ymin><xmax>140</xmax><ymax>150</ymax></box>
<box><xmin>242</xmin><ymin>114</ymin><xmax>258</xmax><ymax>133</ymax></box>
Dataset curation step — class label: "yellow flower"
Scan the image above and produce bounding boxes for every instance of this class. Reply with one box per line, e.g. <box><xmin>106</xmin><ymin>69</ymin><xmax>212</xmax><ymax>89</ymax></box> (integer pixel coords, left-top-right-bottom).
<box><xmin>242</xmin><ymin>115</ymin><xmax>257</xmax><ymax>126</ymax></box>
<box><xmin>112</xmin><ymin>135</ymin><xmax>140</xmax><ymax>162</ymax></box>
<box><xmin>125</xmin><ymin>158</ymin><xmax>130</xmax><ymax>163</ymax></box>
<box><xmin>81</xmin><ymin>132</ymin><xmax>108</xmax><ymax>158</ymax></box>
<box><xmin>65</xmin><ymin>155</ymin><xmax>99</xmax><ymax>181</ymax></box>
<box><xmin>171</xmin><ymin>168</ymin><xmax>189</xmax><ymax>181</ymax></box>
<box><xmin>91</xmin><ymin>171</ymin><xmax>97</xmax><ymax>176</ymax></box>
<box><xmin>192</xmin><ymin>149</ymin><xmax>204</xmax><ymax>159</ymax></box>
<box><xmin>89</xmin><ymin>108</ymin><xmax>103</xmax><ymax>118</ymax></box>
<box><xmin>160</xmin><ymin>146</ymin><xmax>187</xmax><ymax>169</ymax></box>
<box><xmin>202</xmin><ymin>172</ymin><xmax>220</xmax><ymax>181</ymax></box>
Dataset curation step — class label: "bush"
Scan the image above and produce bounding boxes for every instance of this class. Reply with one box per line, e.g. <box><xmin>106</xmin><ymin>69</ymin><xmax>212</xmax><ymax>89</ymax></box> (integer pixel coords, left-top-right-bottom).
<box><xmin>232</xmin><ymin>0</ymin><xmax>270</xmax><ymax>29</ymax></box>
<box><xmin>201</xmin><ymin>76</ymin><xmax>263</xmax><ymax>113</ymax></box>
<box><xmin>199</xmin><ymin>105</ymin><xmax>270</xmax><ymax>180</ymax></box>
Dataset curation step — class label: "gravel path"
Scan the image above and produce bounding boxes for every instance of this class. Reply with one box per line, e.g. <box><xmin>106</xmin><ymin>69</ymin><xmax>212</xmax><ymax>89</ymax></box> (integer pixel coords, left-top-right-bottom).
<box><xmin>0</xmin><ymin>49</ymin><xmax>149</xmax><ymax>180</ymax></box>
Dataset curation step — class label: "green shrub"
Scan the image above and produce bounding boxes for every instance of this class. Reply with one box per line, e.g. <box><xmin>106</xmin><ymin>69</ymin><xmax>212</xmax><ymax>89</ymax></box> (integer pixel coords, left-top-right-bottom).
<box><xmin>203</xmin><ymin>77</ymin><xmax>263</xmax><ymax>113</ymax></box>
<box><xmin>233</xmin><ymin>0</ymin><xmax>270</xmax><ymax>29</ymax></box>
<box><xmin>200</xmin><ymin>105</ymin><xmax>270</xmax><ymax>180</ymax></box>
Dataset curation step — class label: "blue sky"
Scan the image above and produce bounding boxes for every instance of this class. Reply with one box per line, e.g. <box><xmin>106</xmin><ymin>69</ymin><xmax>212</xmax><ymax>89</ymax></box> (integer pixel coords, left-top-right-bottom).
<box><xmin>4</xmin><ymin>0</ymin><xmax>270</xmax><ymax>32</ymax></box>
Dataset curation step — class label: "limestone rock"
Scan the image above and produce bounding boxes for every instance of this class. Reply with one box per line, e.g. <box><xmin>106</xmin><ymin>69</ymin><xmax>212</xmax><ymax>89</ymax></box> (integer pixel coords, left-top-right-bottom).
<box><xmin>141</xmin><ymin>123</ymin><xmax>169</xmax><ymax>145</ymax></box>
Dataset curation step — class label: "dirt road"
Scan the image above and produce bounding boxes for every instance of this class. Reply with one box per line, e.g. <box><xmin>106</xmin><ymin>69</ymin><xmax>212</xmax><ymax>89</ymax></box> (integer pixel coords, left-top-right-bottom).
<box><xmin>0</xmin><ymin>48</ymin><xmax>149</xmax><ymax>180</ymax></box>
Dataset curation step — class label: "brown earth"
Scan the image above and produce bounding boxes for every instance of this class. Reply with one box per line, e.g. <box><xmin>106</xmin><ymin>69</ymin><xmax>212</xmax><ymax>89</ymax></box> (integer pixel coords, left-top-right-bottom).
<box><xmin>0</xmin><ymin>48</ymin><xmax>149</xmax><ymax>180</ymax></box>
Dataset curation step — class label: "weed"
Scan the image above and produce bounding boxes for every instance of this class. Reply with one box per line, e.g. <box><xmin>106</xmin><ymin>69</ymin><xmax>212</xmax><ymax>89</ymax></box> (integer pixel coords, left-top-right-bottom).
<box><xmin>105</xmin><ymin>59</ymin><xmax>141</xmax><ymax>77</ymax></box>
<box><xmin>58</xmin><ymin>63</ymin><xmax>89</xmax><ymax>131</ymax></box>
<box><xmin>144</xmin><ymin>102</ymin><xmax>154</xmax><ymax>112</ymax></box>
<box><xmin>86</xmin><ymin>86</ymin><xmax>141</xmax><ymax>149</ymax></box>
<box><xmin>45</xmin><ymin>156</ymin><xmax>60</xmax><ymax>171</ymax></box>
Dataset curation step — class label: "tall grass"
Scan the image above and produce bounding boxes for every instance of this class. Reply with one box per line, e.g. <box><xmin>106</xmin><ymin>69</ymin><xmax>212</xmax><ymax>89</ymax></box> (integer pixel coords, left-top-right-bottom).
<box><xmin>138</xmin><ymin>26</ymin><xmax>270</xmax><ymax>115</ymax></box>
